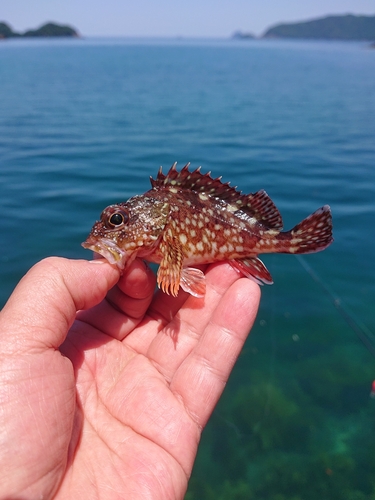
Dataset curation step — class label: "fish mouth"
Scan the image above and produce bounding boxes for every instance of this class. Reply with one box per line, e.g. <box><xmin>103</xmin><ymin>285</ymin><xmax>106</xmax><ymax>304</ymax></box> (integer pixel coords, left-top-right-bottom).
<box><xmin>82</xmin><ymin>237</ymin><xmax>127</xmax><ymax>269</ymax></box>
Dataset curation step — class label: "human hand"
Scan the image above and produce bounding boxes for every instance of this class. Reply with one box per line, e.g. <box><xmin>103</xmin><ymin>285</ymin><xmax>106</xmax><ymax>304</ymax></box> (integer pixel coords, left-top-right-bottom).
<box><xmin>0</xmin><ymin>257</ymin><xmax>260</xmax><ymax>500</ymax></box>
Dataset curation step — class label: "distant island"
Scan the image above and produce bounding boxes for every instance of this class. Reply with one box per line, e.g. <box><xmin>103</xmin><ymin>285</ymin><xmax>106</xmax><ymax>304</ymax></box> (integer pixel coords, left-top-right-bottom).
<box><xmin>0</xmin><ymin>21</ymin><xmax>79</xmax><ymax>39</ymax></box>
<box><xmin>232</xmin><ymin>31</ymin><xmax>255</xmax><ymax>40</ymax></box>
<box><xmin>262</xmin><ymin>14</ymin><xmax>375</xmax><ymax>40</ymax></box>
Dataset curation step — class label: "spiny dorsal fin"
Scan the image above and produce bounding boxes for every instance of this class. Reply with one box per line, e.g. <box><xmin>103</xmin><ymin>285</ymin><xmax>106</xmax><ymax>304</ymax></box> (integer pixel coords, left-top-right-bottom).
<box><xmin>150</xmin><ymin>163</ymin><xmax>283</xmax><ymax>230</ymax></box>
<box><xmin>150</xmin><ymin>162</ymin><xmax>237</xmax><ymax>197</ymax></box>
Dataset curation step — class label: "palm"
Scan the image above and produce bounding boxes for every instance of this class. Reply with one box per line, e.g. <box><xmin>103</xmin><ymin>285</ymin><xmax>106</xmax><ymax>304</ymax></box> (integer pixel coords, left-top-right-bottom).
<box><xmin>59</xmin><ymin>336</ymin><xmax>195</xmax><ymax>499</ymax></box>
<box><xmin>0</xmin><ymin>258</ymin><xmax>259</xmax><ymax>500</ymax></box>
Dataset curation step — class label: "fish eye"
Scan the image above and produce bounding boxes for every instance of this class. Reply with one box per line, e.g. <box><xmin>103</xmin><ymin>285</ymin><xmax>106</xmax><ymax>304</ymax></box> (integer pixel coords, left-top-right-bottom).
<box><xmin>107</xmin><ymin>210</ymin><xmax>129</xmax><ymax>228</ymax></box>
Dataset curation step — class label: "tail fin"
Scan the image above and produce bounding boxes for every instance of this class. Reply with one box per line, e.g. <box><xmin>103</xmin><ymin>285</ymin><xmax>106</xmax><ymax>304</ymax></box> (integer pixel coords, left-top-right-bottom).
<box><xmin>281</xmin><ymin>205</ymin><xmax>333</xmax><ymax>254</ymax></box>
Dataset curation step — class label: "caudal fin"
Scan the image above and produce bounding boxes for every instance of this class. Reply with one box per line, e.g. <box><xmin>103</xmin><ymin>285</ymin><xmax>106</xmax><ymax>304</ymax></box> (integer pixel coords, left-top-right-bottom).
<box><xmin>281</xmin><ymin>205</ymin><xmax>333</xmax><ymax>254</ymax></box>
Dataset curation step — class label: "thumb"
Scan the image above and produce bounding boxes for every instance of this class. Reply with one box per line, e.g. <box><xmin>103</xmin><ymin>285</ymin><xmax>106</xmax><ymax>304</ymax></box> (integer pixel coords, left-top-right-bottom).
<box><xmin>0</xmin><ymin>257</ymin><xmax>120</xmax><ymax>353</ymax></box>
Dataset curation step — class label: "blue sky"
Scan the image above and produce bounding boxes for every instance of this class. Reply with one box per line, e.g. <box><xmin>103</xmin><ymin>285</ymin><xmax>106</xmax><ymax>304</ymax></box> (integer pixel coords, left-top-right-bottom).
<box><xmin>2</xmin><ymin>0</ymin><xmax>374</xmax><ymax>37</ymax></box>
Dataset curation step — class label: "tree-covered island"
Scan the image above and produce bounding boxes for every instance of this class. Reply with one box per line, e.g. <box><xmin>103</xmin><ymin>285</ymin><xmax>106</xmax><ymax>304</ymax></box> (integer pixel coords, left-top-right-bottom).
<box><xmin>262</xmin><ymin>14</ymin><xmax>375</xmax><ymax>40</ymax></box>
<box><xmin>0</xmin><ymin>22</ymin><xmax>79</xmax><ymax>39</ymax></box>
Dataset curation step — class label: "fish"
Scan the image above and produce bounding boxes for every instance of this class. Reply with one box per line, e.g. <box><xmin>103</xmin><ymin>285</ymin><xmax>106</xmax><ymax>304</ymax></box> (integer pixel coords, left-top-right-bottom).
<box><xmin>82</xmin><ymin>162</ymin><xmax>333</xmax><ymax>297</ymax></box>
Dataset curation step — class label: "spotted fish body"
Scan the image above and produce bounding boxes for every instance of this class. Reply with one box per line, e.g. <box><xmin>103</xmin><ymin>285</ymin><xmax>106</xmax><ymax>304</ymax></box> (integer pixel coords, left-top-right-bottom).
<box><xmin>82</xmin><ymin>163</ymin><xmax>333</xmax><ymax>297</ymax></box>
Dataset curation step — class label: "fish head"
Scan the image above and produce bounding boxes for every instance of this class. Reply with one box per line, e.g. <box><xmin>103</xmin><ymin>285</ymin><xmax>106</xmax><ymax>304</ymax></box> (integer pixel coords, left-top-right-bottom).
<box><xmin>82</xmin><ymin>195</ymin><xmax>170</xmax><ymax>269</ymax></box>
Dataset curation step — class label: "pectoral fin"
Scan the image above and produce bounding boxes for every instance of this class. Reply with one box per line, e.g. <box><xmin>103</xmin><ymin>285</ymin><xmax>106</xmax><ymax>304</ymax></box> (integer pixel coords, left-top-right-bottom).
<box><xmin>157</xmin><ymin>236</ymin><xmax>184</xmax><ymax>296</ymax></box>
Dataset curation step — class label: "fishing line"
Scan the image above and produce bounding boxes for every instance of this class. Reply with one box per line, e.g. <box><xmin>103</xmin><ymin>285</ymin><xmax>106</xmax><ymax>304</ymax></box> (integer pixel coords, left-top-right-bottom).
<box><xmin>296</xmin><ymin>255</ymin><xmax>375</xmax><ymax>358</ymax></box>
<box><xmin>260</xmin><ymin>282</ymin><xmax>277</xmax><ymax>419</ymax></box>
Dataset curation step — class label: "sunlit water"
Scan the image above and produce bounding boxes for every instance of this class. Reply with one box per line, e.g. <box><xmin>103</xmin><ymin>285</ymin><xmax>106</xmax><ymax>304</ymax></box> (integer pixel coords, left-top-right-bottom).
<box><xmin>1</xmin><ymin>37</ymin><xmax>375</xmax><ymax>498</ymax></box>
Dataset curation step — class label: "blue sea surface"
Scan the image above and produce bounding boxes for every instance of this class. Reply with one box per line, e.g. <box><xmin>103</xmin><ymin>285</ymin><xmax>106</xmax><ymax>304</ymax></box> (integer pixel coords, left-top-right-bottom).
<box><xmin>1</xmin><ymin>37</ymin><xmax>375</xmax><ymax>498</ymax></box>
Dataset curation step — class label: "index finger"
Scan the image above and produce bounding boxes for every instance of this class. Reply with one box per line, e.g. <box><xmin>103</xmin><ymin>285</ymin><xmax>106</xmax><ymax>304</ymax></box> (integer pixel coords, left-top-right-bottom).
<box><xmin>76</xmin><ymin>259</ymin><xmax>157</xmax><ymax>340</ymax></box>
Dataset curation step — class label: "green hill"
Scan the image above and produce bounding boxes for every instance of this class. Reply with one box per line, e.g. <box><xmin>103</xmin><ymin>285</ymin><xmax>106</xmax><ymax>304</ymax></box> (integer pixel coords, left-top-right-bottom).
<box><xmin>0</xmin><ymin>22</ymin><xmax>19</xmax><ymax>38</ymax></box>
<box><xmin>0</xmin><ymin>21</ymin><xmax>79</xmax><ymax>39</ymax></box>
<box><xmin>263</xmin><ymin>14</ymin><xmax>375</xmax><ymax>41</ymax></box>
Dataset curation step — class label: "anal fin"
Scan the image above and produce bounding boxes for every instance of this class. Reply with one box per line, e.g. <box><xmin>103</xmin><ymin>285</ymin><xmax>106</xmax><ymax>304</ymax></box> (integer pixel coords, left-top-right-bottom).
<box><xmin>230</xmin><ymin>257</ymin><xmax>273</xmax><ymax>285</ymax></box>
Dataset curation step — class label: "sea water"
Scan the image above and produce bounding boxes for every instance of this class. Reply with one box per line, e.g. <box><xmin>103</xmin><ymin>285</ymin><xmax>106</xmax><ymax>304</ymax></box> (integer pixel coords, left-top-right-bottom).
<box><xmin>1</xmin><ymin>37</ymin><xmax>375</xmax><ymax>498</ymax></box>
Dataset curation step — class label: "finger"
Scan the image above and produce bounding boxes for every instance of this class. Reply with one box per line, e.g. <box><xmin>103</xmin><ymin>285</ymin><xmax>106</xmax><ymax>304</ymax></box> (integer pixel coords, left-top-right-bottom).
<box><xmin>76</xmin><ymin>259</ymin><xmax>157</xmax><ymax>340</ymax></box>
<box><xmin>170</xmin><ymin>277</ymin><xmax>260</xmax><ymax>428</ymax></box>
<box><xmin>0</xmin><ymin>257</ymin><xmax>120</xmax><ymax>353</ymax></box>
<box><xmin>123</xmin><ymin>287</ymin><xmax>191</xmax><ymax>352</ymax></box>
<box><xmin>122</xmin><ymin>265</ymin><xmax>208</xmax><ymax>353</ymax></box>
<box><xmin>127</xmin><ymin>262</ymin><xmax>246</xmax><ymax>368</ymax></box>
<box><xmin>146</xmin><ymin>266</ymin><xmax>208</xmax><ymax>326</ymax></box>
<box><xmin>108</xmin><ymin>259</ymin><xmax>156</xmax><ymax>310</ymax></box>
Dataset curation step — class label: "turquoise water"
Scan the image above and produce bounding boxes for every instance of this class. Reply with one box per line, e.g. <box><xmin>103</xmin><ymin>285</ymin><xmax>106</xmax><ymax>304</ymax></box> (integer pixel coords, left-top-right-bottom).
<box><xmin>1</xmin><ymin>37</ymin><xmax>375</xmax><ymax>498</ymax></box>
